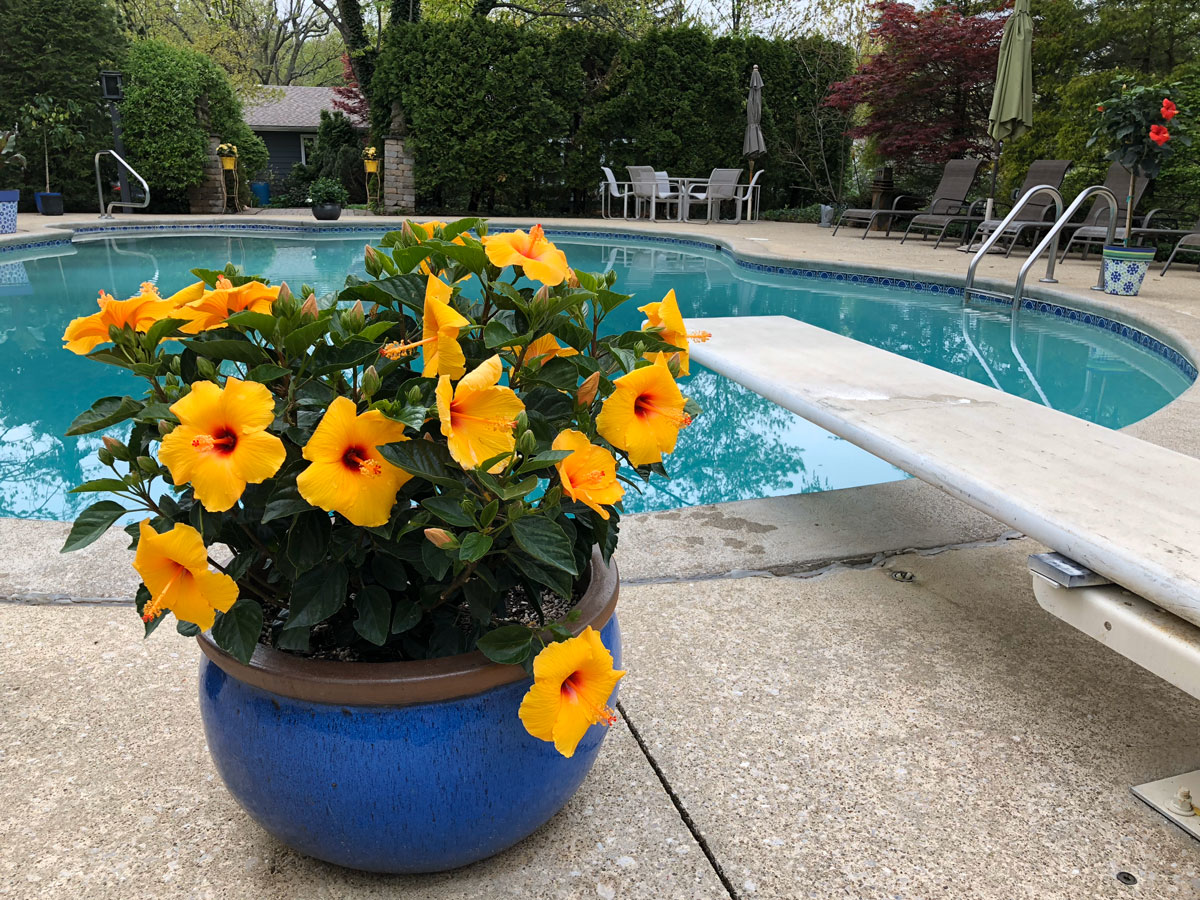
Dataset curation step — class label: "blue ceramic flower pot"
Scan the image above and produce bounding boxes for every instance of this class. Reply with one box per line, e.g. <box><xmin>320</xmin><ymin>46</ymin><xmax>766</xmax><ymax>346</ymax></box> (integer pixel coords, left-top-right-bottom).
<box><xmin>197</xmin><ymin>551</ymin><xmax>620</xmax><ymax>874</ymax></box>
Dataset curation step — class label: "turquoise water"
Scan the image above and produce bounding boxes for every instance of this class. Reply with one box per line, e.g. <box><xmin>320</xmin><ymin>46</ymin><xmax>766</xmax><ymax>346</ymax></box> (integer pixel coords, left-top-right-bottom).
<box><xmin>0</xmin><ymin>233</ymin><xmax>1190</xmax><ymax>520</ymax></box>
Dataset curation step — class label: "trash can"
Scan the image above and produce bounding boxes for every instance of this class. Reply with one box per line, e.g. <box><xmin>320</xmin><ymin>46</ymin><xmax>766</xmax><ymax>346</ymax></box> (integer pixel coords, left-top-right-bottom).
<box><xmin>250</xmin><ymin>181</ymin><xmax>270</xmax><ymax>207</ymax></box>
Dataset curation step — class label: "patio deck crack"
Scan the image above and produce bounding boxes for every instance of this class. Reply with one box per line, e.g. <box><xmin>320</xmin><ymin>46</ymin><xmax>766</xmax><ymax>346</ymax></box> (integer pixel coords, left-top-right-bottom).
<box><xmin>617</xmin><ymin>700</ymin><xmax>741</xmax><ymax>900</ymax></box>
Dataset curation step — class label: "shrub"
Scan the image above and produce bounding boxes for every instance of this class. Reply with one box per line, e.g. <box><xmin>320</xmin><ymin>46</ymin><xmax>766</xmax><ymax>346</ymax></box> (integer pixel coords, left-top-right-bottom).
<box><xmin>119</xmin><ymin>40</ymin><xmax>268</xmax><ymax>205</ymax></box>
<box><xmin>309</xmin><ymin>176</ymin><xmax>349</xmax><ymax>206</ymax></box>
<box><xmin>306</xmin><ymin>110</ymin><xmax>366</xmax><ymax>203</ymax></box>
<box><xmin>760</xmin><ymin>204</ymin><xmax>824</xmax><ymax>223</ymax></box>
<box><xmin>371</xmin><ymin>22</ymin><xmax>851</xmax><ymax>213</ymax></box>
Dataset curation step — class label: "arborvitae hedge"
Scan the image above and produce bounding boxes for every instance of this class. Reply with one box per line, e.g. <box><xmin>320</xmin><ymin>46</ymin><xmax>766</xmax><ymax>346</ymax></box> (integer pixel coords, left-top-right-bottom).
<box><xmin>119</xmin><ymin>41</ymin><xmax>268</xmax><ymax>208</ymax></box>
<box><xmin>372</xmin><ymin>22</ymin><xmax>851</xmax><ymax>214</ymax></box>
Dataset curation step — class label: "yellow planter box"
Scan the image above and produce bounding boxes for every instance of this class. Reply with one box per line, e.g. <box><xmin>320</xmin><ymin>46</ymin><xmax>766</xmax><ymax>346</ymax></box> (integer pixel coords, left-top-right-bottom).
<box><xmin>220</xmin><ymin>157</ymin><xmax>237</xmax><ymax>170</ymax></box>
<box><xmin>364</xmin><ymin>159</ymin><xmax>380</xmax><ymax>173</ymax></box>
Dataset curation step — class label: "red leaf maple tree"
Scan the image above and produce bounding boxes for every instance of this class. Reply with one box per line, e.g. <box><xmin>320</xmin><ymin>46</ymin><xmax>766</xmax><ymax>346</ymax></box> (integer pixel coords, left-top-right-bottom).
<box><xmin>333</xmin><ymin>54</ymin><xmax>369</xmax><ymax>127</ymax></box>
<box><xmin>825</xmin><ymin>1</ymin><xmax>1004</xmax><ymax>167</ymax></box>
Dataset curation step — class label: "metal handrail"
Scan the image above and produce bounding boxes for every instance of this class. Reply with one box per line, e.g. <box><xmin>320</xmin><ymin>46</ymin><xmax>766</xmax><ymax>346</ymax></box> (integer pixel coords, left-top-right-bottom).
<box><xmin>963</xmin><ymin>184</ymin><xmax>1064</xmax><ymax>306</ymax></box>
<box><xmin>95</xmin><ymin>150</ymin><xmax>150</xmax><ymax>219</ymax></box>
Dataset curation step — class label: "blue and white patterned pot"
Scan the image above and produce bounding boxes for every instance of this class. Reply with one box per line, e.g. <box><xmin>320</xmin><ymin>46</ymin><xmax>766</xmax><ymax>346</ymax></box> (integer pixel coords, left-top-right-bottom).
<box><xmin>197</xmin><ymin>550</ymin><xmax>620</xmax><ymax>874</ymax></box>
<box><xmin>1101</xmin><ymin>244</ymin><xmax>1157</xmax><ymax>297</ymax></box>
<box><xmin>0</xmin><ymin>190</ymin><xmax>18</xmax><ymax>235</ymax></box>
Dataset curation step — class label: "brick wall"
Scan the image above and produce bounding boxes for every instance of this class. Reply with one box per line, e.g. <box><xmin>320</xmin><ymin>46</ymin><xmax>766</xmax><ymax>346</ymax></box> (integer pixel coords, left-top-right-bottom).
<box><xmin>187</xmin><ymin>137</ymin><xmax>226</xmax><ymax>215</ymax></box>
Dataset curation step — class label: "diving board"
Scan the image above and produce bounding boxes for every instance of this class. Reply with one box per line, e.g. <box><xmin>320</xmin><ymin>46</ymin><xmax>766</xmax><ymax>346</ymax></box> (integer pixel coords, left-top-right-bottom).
<box><xmin>686</xmin><ymin>315</ymin><xmax>1200</xmax><ymax>630</ymax></box>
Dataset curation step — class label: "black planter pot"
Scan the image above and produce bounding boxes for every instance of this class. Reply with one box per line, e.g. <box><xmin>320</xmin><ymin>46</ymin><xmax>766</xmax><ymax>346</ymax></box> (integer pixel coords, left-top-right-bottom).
<box><xmin>312</xmin><ymin>203</ymin><xmax>342</xmax><ymax>221</ymax></box>
<box><xmin>37</xmin><ymin>192</ymin><xmax>64</xmax><ymax>216</ymax></box>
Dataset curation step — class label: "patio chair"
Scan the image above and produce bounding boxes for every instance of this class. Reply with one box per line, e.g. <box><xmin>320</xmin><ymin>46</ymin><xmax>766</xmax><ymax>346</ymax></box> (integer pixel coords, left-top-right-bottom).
<box><xmin>1159</xmin><ymin>221</ymin><xmax>1200</xmax><ymax>276</ymax></box>
<box><xmin>683</xmin><ymin>168</ymin><xmax>744</xmax><ymax>223</ymax></box>
<box><xmin>599</xmin><ymin>166</ymin><xmax>633</xmax><ymax>219</ymax></box>
<box><xmin>833</xmin><ymin>159</ymin><xmax>983</xmax><ymax>239</ymax></box>
<box><xmin>734</xmin><ymin>169</ymin><xmax>765</xmax><ymax>223</ymax></box>
<box><xmin>654</xmin><ymin>170</ymin><xmax>682</xmax><ymax>220</ymax></box>
<box><xmin>1058</xmin><ymin>161</ymin><xmax>1151</xmax><ymax>260</ymax></box>
<box><xmin>626</xmin><ymin>165</ymin><xmax>677</xmax><ymax>221</ymax></box>
<box><xmin>959</xmin><ymin>160</ymin><xmax>1074</xmax><ymax>255</ymax></box>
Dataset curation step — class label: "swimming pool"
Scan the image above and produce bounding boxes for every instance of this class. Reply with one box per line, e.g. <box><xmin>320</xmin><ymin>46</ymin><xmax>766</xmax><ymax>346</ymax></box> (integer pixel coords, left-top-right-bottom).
<box><xmin>0</xmin><ymin>230</ymin><xmax>1192</xmax><ymax>520</ymax></box>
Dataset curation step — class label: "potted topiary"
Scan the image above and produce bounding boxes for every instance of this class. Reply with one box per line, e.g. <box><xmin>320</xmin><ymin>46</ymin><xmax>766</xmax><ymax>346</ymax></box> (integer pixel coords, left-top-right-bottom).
<box><xmin>0</xmin><ymin>129</ymin><xmax>26</xmax><ymax>234</ymax></box>
<box><xmin>19</xmin><ymin>96</ymin><xmax>84</xmax><ymax>217</ymax></box>
<box><xmin>1089</xmin><ymin>82</ymin><xmax>1190</xmax><ymax>296</ymax></box>
<box><xmin>58</xmin><ymin>220</ymin><xmax>704</xmax><ymax>874</ymax></box>
<box><xmin>309</xmin><ymin>176</ymin><xmax>349</xmax><ymax>220</ymax></box>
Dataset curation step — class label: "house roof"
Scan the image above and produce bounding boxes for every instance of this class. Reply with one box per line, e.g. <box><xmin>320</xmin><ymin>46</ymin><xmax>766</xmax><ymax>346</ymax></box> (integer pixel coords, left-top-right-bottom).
<box><xmin>244</xmin><ymin>86</ymin><xmax>342</xmax><ymax>131</ymax></box>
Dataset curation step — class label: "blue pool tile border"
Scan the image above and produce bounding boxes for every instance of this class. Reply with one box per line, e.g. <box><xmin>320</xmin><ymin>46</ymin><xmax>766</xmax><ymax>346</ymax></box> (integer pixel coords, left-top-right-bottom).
<box><xmin>3</xmin><ymin>223</ymin><xmax>1195</xmax><ymax>382</ymax></box>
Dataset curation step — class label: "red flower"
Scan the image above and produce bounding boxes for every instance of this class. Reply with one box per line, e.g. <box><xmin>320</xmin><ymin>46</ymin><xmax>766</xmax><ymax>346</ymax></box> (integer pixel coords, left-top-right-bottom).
<box><xmin>1096</xmin><ymin>104</ymin><xmax>1105</xmax><ymax>112</ymax></box>
<box><xmin>1162</xmin><ymin>98</ymin><xmax>1178</xmax><ymax>121</ymax></box>
<box><xmin>1149</xmin><ymin>124</ymin><xmax>1171</xmax><ymax>146</ymax></box>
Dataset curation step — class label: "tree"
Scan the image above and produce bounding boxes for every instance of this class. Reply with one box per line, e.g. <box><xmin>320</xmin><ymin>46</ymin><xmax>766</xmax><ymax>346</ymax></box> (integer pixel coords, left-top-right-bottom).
<box><xmin>309</xmin><ymin>0</ymin><xmax>421</xmax><ymax>116</ymax></box>
<box><xmin>824</xmin><ymin>1</ymin><xmax>1003</xmax><ymax>169</ymax></box>
<box><xmin>332</xmin><ymin>53</ymin><xmax>369</xmax><ymax>125</ymax></box>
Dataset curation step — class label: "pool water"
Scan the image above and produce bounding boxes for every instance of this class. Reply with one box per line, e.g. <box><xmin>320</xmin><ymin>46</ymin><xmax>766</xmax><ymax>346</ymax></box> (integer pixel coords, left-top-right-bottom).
<box><xmin>0</xmin><ymin>233</ymin><xmax>1191</xmax><ymax>520</ymax></box>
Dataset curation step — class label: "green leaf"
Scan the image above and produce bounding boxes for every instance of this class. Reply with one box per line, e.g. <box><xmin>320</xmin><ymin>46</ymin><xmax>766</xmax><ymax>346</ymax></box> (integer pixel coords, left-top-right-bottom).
<box><xmin>245</xmin><ymin>363</ymin><xmax>292</xmax><ymax>383</ymax></box>
<box><xmin>181</xmin><ymin>339</ymin><xmax>270</xmax><ymax>366</ymax></box>
<box><xmin>428</xmin><ymin>238</ymin><xmax>487</xmax><ymax>272</ymax></box>
<box><xmin>509</xmin><ymin>549</ymin><xmax>574</xmax><ymax>598</ymax></box>
<box><xmin>390</xmin><ymin>244</ymin><xmax>434</xmax><ymax>273</ymax></box>
<box><xmin>421</xmin><ymin>538</ymin><xmax>453</xmax><ymax>580</ymax></box>
<box><xmin>442</xmin><ymin>217</ymin><xmax>484</xmax><ymax>241</ymax></box>
<box><xmin>66</xmin><ymin>395</ymin><xmax>143</xmax><ymax>436</ymax></box>
<box><xmin>283</xmin><ymin>319</ymin><xmax>330</xmax><ymax>357</ymax></box>
<box><xmin>353</xmin><ymin>585</ymin><xmax>391</xmax><ymax>646</ymax></box>
<box><xmin>476</xmin><ymin>625</ymin><xmax>534</xmax><ymax>665</ymax></box>
<box><xmin>422</xmin><ymin>495</ymin><xmax>474</xmax><ymax>527</ymax></box>
<box><xmin>379</xmin><ymin>439</ymin><xmax>460</xmax><ymax>488</ymax></box>
<box><xmin>391</xmin><ymin>598</ymin><xmax>422</xmax><ymax>634</ymax></box>
<box><xmin>223</xmin><ymin>310</ymin><xmax>278</xmax><ymax>333</ymax></box>
<box><xmin>385</xmin><ymin>403</ymin><xmax>428</xmax><ymax>431</ymax></box>
<box><xmin>285</xmin><ymin>563</ymin><xmax>349</xmax><ymax>629</ymax></box>
<box><xmin>459</xmin><ymin>532</ymin><xmax>493</xmax><ymax>562</ymax></box>
<box><xmin>144</xmin><ymin>317</ymin><xmax>186</xmax><ymax>348</ymax></box>
<box><xmin>484</xmin><ymin>320</ymin><xmax>521</xmax><ymax>349</ymax></box>
<box><xmin>68</xmin><ymin>478</ymin><xmax>130</xmax><ymax>494</ymax></box>
<box><xmin>212</xmin><ymin>600</ymin><xmax>264</xmax><ymax>664</ymax></box>
<box><xmin>177</xmin><ymin>620</ymin><xmax>200</xmax><ymax>637</ymax></box>
<box><xmin>511</xmin><ymin>517</ymin><xmax>579</xmax><ymax>575</ymax></box>
<box><xmin>287</xmin><ymin>510</ymin><xmax>331</xmax><ymax>572</ymax></box>
<box><xmin>262</xmin><ymin>483</ymin><xmax>313</xmax><ymax>522</ymax></box>
<box><xmin>61</xmin><ymin>500</ymin><xmax>127</xmax><ymax>552</ymax></box>
<box><xmin>84</xmin><ymin>348</ymin><xmax>137</xmax><ymax>371</ymax></box>
<box><xmin>516</xmin><ymin>450</ymin><xmax>572</xmax><ymax>475</ymax></box>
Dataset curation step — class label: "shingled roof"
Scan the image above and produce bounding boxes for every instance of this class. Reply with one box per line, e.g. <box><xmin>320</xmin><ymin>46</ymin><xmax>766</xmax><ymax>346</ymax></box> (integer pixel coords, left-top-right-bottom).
<box><xmin>244</xmin><ymin>86</ymin><xmax>344</xmax><ymax>131</ymax></box>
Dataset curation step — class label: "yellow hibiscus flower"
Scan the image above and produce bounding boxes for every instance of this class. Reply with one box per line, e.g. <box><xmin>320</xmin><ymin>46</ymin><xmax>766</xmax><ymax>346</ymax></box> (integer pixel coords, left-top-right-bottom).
<box><xmin>595</xmin><ymin>355</ymin><xmax>690</xmax><ymax>467</ymax></box>
<box><xmin>435</xmin><ymin>355</ymin><xmax>524</xmax><ymax>472</ymax></box>
<box><xmin>134</xmin><ymin>520</ymin><xmax>239</xmax><ymax>630</ymax></box>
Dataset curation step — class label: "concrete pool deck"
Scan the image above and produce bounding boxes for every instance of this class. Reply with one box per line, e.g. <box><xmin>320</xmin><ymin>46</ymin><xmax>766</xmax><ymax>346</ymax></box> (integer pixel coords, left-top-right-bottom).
<box><xmin>3</xmin><ymin>212</ymin><xmax>1200</xmax><ymax>897</ymax></box>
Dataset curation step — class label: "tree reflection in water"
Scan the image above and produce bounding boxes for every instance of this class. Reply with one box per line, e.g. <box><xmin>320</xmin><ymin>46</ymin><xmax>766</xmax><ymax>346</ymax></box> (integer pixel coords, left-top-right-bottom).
<box><xmin>1</xmin><ymin>234</ymin><xmax>1190</xmax><ymax>521</ymax></box>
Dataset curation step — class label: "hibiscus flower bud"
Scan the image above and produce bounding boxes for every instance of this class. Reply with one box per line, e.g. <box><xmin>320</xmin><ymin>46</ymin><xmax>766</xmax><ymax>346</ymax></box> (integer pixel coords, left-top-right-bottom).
<box><xmin>424</xmin><ymin>527</ymin><xmax>458</xmax><ymax>549</ymax></box>
<box><xmin>136</xmin><ymin>455</ymin><xmax>159</xmax><ymax>474</ymax></box>
<box><xmin>272</xmin><ymin>282</ymin><xmax>298</xmax><ymax>318</ymax></box>
<box><xmin>533</xmin><ymin>284</ymin><xmax>551</xmax><ymax>308</ymax></box>
<box><xmin>344</xmin><ymin>300</ymin><xmax>366</xmax><ymax>331</ymax></box>
<box><xmin>276</xmin><ymin>281</ymin><xmax>293</xmax><ymax>304</ymax></box>
<box><xmin>577</xmin><ymin>371</ymin><xmax>600</xmax><ymax>406</ymax></box>
<box><xmin>300</xmin><ymin>293</ymin><xmax>320</xmax><ymax>321</ymax></box>
<box><xmin>361</xmin><ymin>365</ymin><xmax>381</xmax><ymax>399</ymax></box>
<box><xmin>196</xmin><ymin>357</ymin><xmax>217</xmax><ymax>379</ymax></box>
<box><xmin>364</xmin><ymin>245</ymin><xmax>382</xmax><ymax>278</ymax></box>
<box><xmin>157</xmin><ymin>419</ymin><xmax>174</xmax><ymax>436</ymax></box>
<box><xmin>567</xmin><ymin>268</ymin><xmax>580</xmax><ymax>289</ymax></box>
<box><xmin>401</xmin><ymin>221</ymin><xmax>418</xmax><ymax>247</ymax></box>
<box><xmin>518</xmin><ymin>429</ymin><xmax>537</xmax><ymax>455</ymax></box>
<box><xmin>97</xmin><ymin>447</ymin><xmax>114</xmax><ymax>466</ymax></box>
<box><xmin>102</xmin><ymin>435</ymin><xmax>126</xmax><ymax>458</ymax></box>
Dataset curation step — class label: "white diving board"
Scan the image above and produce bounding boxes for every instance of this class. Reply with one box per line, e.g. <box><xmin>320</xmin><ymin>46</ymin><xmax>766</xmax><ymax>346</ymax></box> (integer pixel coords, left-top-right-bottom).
<box><xmin>687</xmin><ymin>316</ymin><xmax>1200</xmax><ymax>631</ymax></box>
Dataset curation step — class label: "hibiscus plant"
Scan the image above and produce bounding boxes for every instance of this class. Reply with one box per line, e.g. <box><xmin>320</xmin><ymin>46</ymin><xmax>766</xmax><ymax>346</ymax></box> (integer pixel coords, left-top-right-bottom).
<box><xmin>1089</xmin><ymin>81</ymin><xmax>1190</xmax><ymax>246</ymax></box>
<box><xmin>60</xmin><ymin>221</ymin><xmax>702</xmax><ymax>756</ymax></box>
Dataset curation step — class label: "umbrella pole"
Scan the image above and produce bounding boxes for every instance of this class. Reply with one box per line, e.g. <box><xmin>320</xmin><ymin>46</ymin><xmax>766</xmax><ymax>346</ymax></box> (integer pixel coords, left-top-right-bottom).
<box><xmin>986</xmin><ymin>139</ymin><xmax>1001</xmax><ymax>221</ymax></box>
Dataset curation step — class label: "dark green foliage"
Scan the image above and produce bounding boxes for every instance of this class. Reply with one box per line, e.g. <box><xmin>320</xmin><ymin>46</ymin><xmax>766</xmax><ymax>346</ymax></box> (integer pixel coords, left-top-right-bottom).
<box><xmin>118</xmin><ymin>40</ymin><xmax>268</xmax><ymax>206</ymax></box>
<box><xmin>371</xmin><ymin>22</ymin><xmax>851</xmax><ymax>213</ymax></box>
<box><xmin>0</xmin><ymin>0</ymin><xmax>125</xmax><ymax>206</ymax></box>
<box><xmin>306</xmin><ymin>110</ymin><xmax>366</xmax><ymax>203</ymax></box>
<box><xmin>309</xmin><ymin>176</ymin><xmax>350</xmax><ymax>206</ymax></box>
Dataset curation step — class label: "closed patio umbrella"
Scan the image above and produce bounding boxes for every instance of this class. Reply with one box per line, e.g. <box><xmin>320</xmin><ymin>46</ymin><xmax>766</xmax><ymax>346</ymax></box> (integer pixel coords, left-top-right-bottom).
<box><xmin>743</xmin><ymin>65</ymin><xmax>766</xmax><ymax>171</ymax></box>
<box><xmin>986</xmin><ymin>0</ymin><xmax>1033</xmax><ymax>218</ymax></box>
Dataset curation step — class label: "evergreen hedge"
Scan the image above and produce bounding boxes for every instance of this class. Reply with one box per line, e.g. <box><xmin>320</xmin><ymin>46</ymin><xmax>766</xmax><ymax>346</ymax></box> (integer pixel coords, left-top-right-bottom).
<box><xmin>371</xmin><ymin>22</ymin><xmax>851</xmax><ymax>214</ymax></box>
<box><xmin>119</xmin><ymin>41</ymin><xmax>268</xmax><ymax>207</ymax></box>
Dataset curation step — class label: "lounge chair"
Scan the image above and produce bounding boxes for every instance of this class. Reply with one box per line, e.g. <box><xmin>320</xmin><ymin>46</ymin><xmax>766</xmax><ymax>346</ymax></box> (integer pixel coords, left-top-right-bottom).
<box><xmin>682</xmin><ymin>168</ymin><xmax>744</xmax><ymax>223</ymax></box>
<box><xmin>1158</xmin><ymin>220</ymin><xmax>1200</xmax><ymax>275</ymax></box>
<box><xmin>962</xmin><ymin>159</ymin><xmax>1074</xmax><ymax>255</ymax></box>
<box><xmin>1058</xmin><ymin>161</ymin><xmax>1150</xmax><ymax>260</ymax></box>
<box><xmin>833</xmin><ymin>159</ymin><xmax>983</xmax><ymax>239</ymax></box>
<box><xmin>599</xmin><ymin>166</ymin><xmax>633</xmax><ymax>219</ymax></box>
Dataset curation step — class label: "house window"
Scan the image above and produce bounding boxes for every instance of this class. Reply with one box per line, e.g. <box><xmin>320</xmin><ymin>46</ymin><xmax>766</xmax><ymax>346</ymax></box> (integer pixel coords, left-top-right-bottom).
<box><xmin>300</xmin><ymin>135</ymin><xmax>318</xmax><ymax>165</ymax></box>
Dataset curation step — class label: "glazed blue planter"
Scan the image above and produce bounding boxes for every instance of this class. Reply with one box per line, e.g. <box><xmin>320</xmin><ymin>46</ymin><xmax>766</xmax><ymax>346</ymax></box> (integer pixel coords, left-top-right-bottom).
<box><xmin>197</xmin><ymin>551</ymin><xmax>620</xmax><ymax>874</ymax></box>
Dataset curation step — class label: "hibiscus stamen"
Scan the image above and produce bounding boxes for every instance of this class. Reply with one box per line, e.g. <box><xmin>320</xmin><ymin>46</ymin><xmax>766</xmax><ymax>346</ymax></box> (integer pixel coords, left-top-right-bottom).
<box><xmin>381</xmin><ymin>336</ymin><xmax>436</xmax><ymax>360</ymax></box>
<box><xmin>191</xmin><ymin>429</ymin><xmax>238</xmax><ymax>454</ymax></box>
<box><xmin>215</xmin><ymin>276</ymin><xmax>233</xmax><ymax>290</ymax></box>
<box><xmin>687</xmin><ymin>330</ymin><xmax>711</xmax><ymax>343</ymax></box>
<box><xmin>141</xmin><ymin>566</ymin><xmax>185</xmax><ymax>622</ymax></box>
<box><xmin>634</xmin><ymin>395</ymin><xmax>691</xmax><ymax>427</ymax></box>
<box><xmin>343</xmin><ymin>446</ymin><xmax>382</xmax><ymax>477</ymax></box>
<box><xmin>140</xmin><ymin>281</ymin><xmax>160</xmax><ymax>296</ymax></box>
<box><xmin>452</xmin><ymin>409</ymin><xmax>517</xmax><ymax>433</ymax></box>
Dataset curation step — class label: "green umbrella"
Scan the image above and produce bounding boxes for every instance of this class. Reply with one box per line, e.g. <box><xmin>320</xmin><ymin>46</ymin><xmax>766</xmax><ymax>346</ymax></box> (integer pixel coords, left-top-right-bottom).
<box><xmin>986</xmin><ymin>0</ymin><xmax>1033</xmax><ymax>215</ymax></box>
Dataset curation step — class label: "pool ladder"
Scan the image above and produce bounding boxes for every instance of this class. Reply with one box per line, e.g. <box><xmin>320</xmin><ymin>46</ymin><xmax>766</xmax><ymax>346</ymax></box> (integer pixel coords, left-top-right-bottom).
<box><xmin>95</xmin><ymin>150</ymin><xmax>150</xmax><ymax>219</ymax></box>
<box><xmin>961</xmin><ymin>184</ymin><xmax>1120</xmax><ymax>407</ymax></box>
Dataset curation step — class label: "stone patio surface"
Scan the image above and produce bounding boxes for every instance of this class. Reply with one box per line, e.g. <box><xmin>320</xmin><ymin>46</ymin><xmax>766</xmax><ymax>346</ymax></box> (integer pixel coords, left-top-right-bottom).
<box><xmin>2</xmin><ymin>213</ymin><xmax>1200</xmax><ymax>897</ymax></box>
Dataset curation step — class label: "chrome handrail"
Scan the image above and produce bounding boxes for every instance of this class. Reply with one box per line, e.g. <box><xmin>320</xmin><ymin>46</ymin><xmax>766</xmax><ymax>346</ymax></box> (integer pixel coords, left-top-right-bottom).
<box><xmin>963</xmin><ymin>184</ymin><xmax>1063</xmax><ymax>306</ymax></box>
<box><xmin>95</xmin><ymin>150</ymin><xmax>150</xmax><ymax>219</ymax></box>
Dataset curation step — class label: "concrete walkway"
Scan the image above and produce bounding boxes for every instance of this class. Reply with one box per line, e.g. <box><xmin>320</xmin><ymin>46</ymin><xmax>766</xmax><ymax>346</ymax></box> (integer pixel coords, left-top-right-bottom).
<box><xmin>4</xmin><ymin>213</ymin><xmax>1200</xmax><ymax>896</ymax></box>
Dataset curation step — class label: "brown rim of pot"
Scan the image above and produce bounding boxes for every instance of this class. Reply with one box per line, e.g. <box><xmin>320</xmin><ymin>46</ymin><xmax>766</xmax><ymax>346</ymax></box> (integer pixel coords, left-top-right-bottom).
<box><xmin>197</xmin><ymin>548</ymin><xmax>618</xmax><ymax>707</ymax></box>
